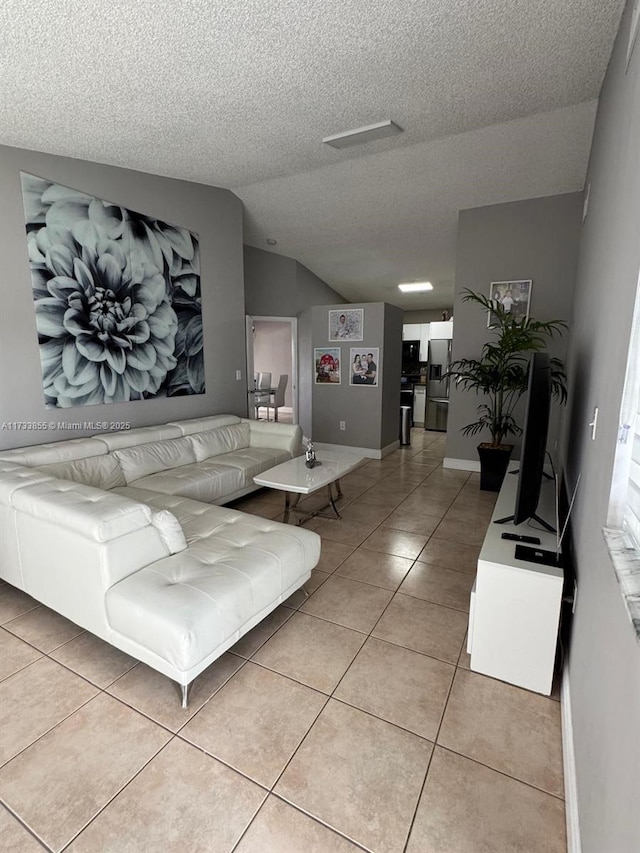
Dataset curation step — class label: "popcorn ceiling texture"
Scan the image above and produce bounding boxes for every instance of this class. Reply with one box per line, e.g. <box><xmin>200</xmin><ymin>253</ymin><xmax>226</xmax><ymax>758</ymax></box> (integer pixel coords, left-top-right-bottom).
<box><xmin>0</xmin><ymin>0</ymin><xmax>625</xmax><ymax>307</ymax></box>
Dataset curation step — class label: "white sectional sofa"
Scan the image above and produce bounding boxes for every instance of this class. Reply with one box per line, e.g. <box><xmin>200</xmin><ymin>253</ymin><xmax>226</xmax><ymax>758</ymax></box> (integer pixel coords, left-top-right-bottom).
<box><xmin>0</xmin><ymin>415</ymin><xmax>320</xmax><ymax>705</ymax></box>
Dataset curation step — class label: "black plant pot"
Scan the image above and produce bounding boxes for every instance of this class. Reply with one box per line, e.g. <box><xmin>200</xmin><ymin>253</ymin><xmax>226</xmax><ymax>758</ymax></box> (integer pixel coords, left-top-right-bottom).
<box><xmin>477</xmin><ymin>443</ymin><xmax>513</xmax><ymax>492</ymax></box>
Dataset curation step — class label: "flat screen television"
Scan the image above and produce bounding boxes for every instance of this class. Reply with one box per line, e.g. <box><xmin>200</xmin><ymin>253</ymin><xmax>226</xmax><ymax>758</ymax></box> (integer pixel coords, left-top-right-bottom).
<box><xmin>495</xmin><ymin>352</ymin><xmax>554</xmax><ymax>531</ymax></box>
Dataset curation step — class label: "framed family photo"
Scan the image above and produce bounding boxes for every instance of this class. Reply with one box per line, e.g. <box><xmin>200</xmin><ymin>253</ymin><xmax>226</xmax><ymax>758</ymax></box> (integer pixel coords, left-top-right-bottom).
<box><xmin>349</xmin><ymin>347</ymin><xmax>379</xmax><ymax>387</ymax></box>
<box><xmin>328</xmin><ymin>308</ymin><xmax>364</xmax><ymax>341</ymax></box>
<box><xmin>314</xmin><ymin>348</ymin><xmax>341</xmax><ymax>384</ymax></box>
<box><xmin>488</xmin><ymin>280</ymin><xmax>532</xmax><ymax>327</ymax></box>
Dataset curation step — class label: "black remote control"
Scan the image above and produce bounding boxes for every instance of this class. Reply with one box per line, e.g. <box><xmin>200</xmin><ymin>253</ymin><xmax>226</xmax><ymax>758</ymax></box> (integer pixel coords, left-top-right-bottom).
<box><xmin>501</xmin><ymin>532</ymin><xmax>541</xmax><ymax>545</ymax></box>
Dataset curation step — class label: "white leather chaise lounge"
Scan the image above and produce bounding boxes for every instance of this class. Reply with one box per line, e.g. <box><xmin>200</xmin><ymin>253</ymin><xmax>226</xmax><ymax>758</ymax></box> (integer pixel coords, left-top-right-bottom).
<box><xmin>0</xmin><ymin>415</ymin><xmax>320</xmax><ymax>705</ymax></box>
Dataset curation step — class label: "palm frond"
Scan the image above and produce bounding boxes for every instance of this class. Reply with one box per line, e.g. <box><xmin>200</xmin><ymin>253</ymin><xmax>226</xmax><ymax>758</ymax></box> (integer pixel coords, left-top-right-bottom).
<box><xmin>446</xmin><ymin>289</ymin><xmax>568</xmax><ymax>445</ymax></box>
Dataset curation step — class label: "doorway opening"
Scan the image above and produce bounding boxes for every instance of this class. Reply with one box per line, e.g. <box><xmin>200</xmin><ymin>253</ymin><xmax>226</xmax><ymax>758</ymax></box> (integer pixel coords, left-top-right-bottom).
<box><xmin>245</xmin><ymin>316</ymin><xmax>298</xmax><ymax>423</ymax></box>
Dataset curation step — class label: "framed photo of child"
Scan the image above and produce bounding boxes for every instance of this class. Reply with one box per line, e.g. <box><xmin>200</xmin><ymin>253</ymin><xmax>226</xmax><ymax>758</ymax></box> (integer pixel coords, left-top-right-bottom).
<box><xmin>328</xmin><ymin>308</ymin><xmax>364</xmax><ymax>341</ymax></box>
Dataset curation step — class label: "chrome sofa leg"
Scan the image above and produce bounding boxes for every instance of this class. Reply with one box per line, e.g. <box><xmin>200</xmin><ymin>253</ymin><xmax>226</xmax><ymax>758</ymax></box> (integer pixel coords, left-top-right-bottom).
<box><xmin>181</xmin><ymin>683</ymin><xmax>189</xmax><ymax>709</ymax></box>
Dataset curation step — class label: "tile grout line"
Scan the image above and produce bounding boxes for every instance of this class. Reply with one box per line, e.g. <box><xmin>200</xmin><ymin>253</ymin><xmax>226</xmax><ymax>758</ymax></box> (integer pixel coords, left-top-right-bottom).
<box><xmin>58</xmin><ymin>736</ymin><xmax>178</xmax><ymax>852</ymax></box>
<box><xmin>0</xmin><ymin>797</ymin><xmax>53</xmax><ymax>853</ymax></box>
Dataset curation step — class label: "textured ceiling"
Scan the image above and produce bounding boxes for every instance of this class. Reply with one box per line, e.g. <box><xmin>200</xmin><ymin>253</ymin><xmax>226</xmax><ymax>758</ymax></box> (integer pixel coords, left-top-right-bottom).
<box><xmin>0</xmin><ymin>0</ymin><xmax>625</xmax><ymax>309</ymax></box>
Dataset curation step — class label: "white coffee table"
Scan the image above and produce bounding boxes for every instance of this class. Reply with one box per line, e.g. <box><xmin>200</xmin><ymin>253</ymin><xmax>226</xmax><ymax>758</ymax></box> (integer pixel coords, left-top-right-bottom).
<box><xmin>253</xmin><ymin>451</ymin><xmax>364</xmax><ymax>524</ymax></box>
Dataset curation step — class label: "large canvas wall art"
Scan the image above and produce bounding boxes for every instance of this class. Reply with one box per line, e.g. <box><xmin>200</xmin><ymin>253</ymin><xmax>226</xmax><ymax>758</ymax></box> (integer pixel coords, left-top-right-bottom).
<box><xmin>20</xmin><ymin>173</ymin><xmax>204</xmax><ymax>408</ymax></box>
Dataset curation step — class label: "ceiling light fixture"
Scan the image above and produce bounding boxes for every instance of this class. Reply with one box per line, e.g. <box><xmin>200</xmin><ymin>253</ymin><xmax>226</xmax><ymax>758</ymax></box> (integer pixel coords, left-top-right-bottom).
<box><xmin>398</xmin><ymin>282</ymin><xmax>433</xmax><ymax>293</ymax></box>
<box><xmin>266</xmin><ymin>238</ymin><xmax>277</xmax><ymax>246</ymax></box>
<box><xmin>323</xmin><ymin>120</ymin><xmax>403</xmax><ymax>149</ymax></box>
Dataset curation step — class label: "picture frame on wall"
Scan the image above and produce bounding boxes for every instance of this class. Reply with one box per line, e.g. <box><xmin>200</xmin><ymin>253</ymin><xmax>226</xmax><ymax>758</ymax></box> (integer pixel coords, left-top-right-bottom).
<box><xmin>350</xmin><ymin>347</ymin><xmax>379</xmax><ymax>387</ymax></box>
<box><xmin>488</xmin><ymin>280</ymin><xmax>532</xmax><ymax>327</ymax></box>
<box><xmin>314</xmin><ymin>348</ymin><xmax>341</xmax><ymax>384</ymax></box>
<box><xmin>328</xmin><ymin>308</ymin><xmax>364</xmax><ymax>341</ymax></box>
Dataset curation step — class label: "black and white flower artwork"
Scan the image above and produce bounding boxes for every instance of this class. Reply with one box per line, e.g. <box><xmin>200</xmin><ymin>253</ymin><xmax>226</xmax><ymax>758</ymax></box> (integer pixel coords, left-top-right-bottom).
<box><xmin>21</xmin><ymin>173</ymin><xmax>204</xmax><ymax>407</ymax></box>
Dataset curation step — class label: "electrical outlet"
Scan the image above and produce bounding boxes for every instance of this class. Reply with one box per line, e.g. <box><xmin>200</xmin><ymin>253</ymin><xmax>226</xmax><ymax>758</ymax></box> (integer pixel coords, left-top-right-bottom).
<box><xmin>235</xmin><ymin>370</ymin><xmax>242</xmax><ymax>381</ymax></box>
<box><xmin>339</xmin><ymin>421</ymin><xmax>346</xmax><ymax>431</ymax></box>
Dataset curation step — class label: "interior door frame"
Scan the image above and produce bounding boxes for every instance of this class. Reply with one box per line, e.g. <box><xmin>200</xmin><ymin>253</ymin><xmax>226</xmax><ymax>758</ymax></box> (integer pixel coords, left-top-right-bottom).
<box><xmin>245</xmin><ymin>315</ymin><xmax>298</xmax><ymax>423</ymax></box>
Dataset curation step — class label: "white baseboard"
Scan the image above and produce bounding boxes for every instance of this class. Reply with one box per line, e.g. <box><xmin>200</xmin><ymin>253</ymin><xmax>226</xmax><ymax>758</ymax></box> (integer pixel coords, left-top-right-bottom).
<box><xmin>443</xmin><ymin>457</ymin><xmax>481</xmax><ymax>472</ymax></box>
<box><xmin>313</xmin><ymin>441</ymin><xmax>397</xmax><ymax>460</ymax></box>
<box><xmin>561</xmin><ymin>661</ymin><xmax>582</xmax><ymax>853</ymax></box>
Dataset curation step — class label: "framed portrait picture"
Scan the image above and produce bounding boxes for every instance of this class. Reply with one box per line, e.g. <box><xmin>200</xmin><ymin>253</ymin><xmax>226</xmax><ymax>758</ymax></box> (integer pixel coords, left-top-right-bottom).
<box><xmin>328</xmin><ymin>308</ymin><xmax>364</xmax><ymax>341</ymax></box>
<box><xmin>349</xmin><ymin>347</ymin><xmax>379</xmax><ymax>387</ymax></box>
<box><xmin>488</xmin><ymin>280</ymin><xmax>532</xmax><ymax>327</ymax></box>
<box><xmin>314</xmin><ymin>347</ymin><xmax>341</xmax><ymax>384</ymax></box>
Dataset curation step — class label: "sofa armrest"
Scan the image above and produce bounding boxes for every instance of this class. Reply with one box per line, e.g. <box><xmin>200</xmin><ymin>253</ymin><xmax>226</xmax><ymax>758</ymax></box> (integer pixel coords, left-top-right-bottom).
<box><xmin>242</xmin><ymin>420</ymin><xmax>302</xmax><ymax>456</ymax></box>
<box><xmin>11</xmin><ymin>479</ymin><xmax>153</xmax><ymax>541</ymax></box>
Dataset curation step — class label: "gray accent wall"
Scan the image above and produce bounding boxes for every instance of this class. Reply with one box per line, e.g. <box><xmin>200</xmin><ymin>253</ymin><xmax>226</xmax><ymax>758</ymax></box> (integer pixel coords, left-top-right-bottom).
<box><xmin>561</xmin><ymin>2</ymin><xmax>640</xmax><ymax>849</ymax></box>
<box><xmin>244</xmin><ymin>245</ymin><xmax>345</xmax><ymax>316</ymax></box>
<box><xmin>446</xmin><ymin>192</ymin><xmax>582</xmax><ymax>463</ymax></box>
<box><xmin>0</xmin><ymin>144</ymin><xmax>246</xmax><ymax>451</ymax></box>
<box><xmin>311</xmin><ymin>303</ymin><xmax>402</xmax><ymax>452</ymax></box>
<box><xmin>244</xmin><ymin>244</ymin><xmax>346</xmax><ymax>436</ymax></box>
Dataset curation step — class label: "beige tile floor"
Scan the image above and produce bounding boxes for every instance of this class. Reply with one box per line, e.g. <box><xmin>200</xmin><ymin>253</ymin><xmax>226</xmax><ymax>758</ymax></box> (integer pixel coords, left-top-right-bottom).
<box><xmin>0</xmin><ymin>429</ymin><xmax>566</xmax><ymax>853</ymax></box>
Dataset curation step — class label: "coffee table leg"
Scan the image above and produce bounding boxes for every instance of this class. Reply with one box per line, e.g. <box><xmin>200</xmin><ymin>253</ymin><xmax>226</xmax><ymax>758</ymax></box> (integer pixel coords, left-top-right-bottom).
<box><xmin>284</xmin><ymin>491</ymin><xmax>301</xmax><ymax>523</ymax></box>
<box><xmin>327</xmin><ymin>483</ymin><xmax>341</xmax><ymax>519</ymax></box>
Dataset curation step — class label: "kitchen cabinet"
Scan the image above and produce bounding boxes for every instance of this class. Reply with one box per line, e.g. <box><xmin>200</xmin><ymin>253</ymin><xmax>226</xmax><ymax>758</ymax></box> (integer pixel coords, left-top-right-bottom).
<box><xmin>402</xmin><ymin>324</ymin><xmax>421</xmax><ymax>341</ymax></box>
<box><xmin>403</xmin><ymin>324</ymin><xmax>431</xmax><ymax>361</ymax></box>
<box><xmin>413</xmin><ymin>385</ymin><xmax>426</xmax><ymax>426</ymax></box>
<box><xmin>419</xmin><ymin>324</ymin><xmax>430</xmax><ymax>362</ymax></box>
<box><xmin>429</xmin><ymin>320</ymin><xmax>453</xmax><ymax>339</ymax></box>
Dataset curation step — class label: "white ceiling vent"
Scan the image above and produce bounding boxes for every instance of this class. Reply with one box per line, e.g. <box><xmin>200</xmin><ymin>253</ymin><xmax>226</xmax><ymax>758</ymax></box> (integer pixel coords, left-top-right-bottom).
<box><xmin>323</xmin><ymin>120</ymin><xmax>403</xmax><ymax>149</ymax></box>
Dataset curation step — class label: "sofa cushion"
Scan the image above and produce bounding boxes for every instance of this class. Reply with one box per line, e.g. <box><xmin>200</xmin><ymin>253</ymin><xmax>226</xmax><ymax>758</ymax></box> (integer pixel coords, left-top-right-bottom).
<box><xmin>0</xmin><ymin>437</ymin><xmax>106</xmax><ymax>466</ymax></box>
<box><xmin>93</xmin><ymin>424</ymin><xmax>183</xmax><ymax>451</ymax></box>
<box><xmin>188</xmin><ymin>423</ymin><xmax>250</xmax><ymax>462</ymax></box>
<box><xmin>169</xmin><ymin>415</ymin><xmax>242</xmax><ymax>436</ymax></box>
<box><xmin>39</xmin><ymin>455</ymin><xmax>126</xmax><ymax>490</ymax></box>
<box><xmin>129</xmin><ymin>460</ymin><xmax>245</xmax><ymax>503</ymax></box>
<box><xmin>0</xmin><ymin>462</ymin><xmax>56</xmax><ymax>502</ymax></box>
<box><xmin>114</xmin><ymin>437</ymin><xmax>197</xmax><ymax>483</ymax></box>
<box><xmin>105</xmin><ymin>508</ymin><xmax>320</xmax><ymax>672</ymax></box>
<box><xmin>214</xmin><ymin>447</ymin><xmax>291</xmax><ymax>481</ymax></box>
<box><xmin>151</xmin><ymin>510</ymin><xmax>187</xmax><ymax>554</ymax></box>
<box><xmin>244</xmin><ymin>420</ymin><xmax>303</xmax><ymax>456</ymax></box>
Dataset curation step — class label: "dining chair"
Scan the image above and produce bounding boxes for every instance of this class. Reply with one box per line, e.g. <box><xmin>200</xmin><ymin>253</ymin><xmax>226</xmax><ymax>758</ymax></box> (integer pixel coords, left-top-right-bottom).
<box><xmin>264</xmin><ymin>374</ymin><xmax>288</xmax><ymax>422</ymax></box>
<box><xmin>254</xmin><ymin>372</ymin><xmax>273</xmax><ymax>418</ymax></box>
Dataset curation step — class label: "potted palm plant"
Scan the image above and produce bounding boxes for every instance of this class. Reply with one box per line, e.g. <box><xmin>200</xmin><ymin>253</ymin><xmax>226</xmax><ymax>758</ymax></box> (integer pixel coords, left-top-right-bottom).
<box><xmin>446</xmin><ymin>289</ymin><xmax>568</xmax><ymax>491</ymax></box>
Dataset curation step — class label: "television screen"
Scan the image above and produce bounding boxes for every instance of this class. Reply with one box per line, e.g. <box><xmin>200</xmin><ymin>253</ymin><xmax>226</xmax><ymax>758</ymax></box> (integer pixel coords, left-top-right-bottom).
<box><xmin>513</xmin><ymin>352</ymin><xmax>553</xmax><ymax>529</ymax></box>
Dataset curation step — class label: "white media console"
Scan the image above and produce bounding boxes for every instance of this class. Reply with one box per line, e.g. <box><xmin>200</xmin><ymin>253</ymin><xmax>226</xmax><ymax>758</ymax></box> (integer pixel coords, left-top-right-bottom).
<box><xmin>467</xmin><ymin>466</ymin><xmax>564</xmax><ymax>695</ymax></box>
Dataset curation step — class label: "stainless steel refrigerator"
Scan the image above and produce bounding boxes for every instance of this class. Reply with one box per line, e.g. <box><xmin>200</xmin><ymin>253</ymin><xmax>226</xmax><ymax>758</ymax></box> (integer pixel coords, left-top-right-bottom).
<box><xmin>425</xmin><ymin>338</ymin><xmax>451</xmax><ymax>431</ymax></box>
